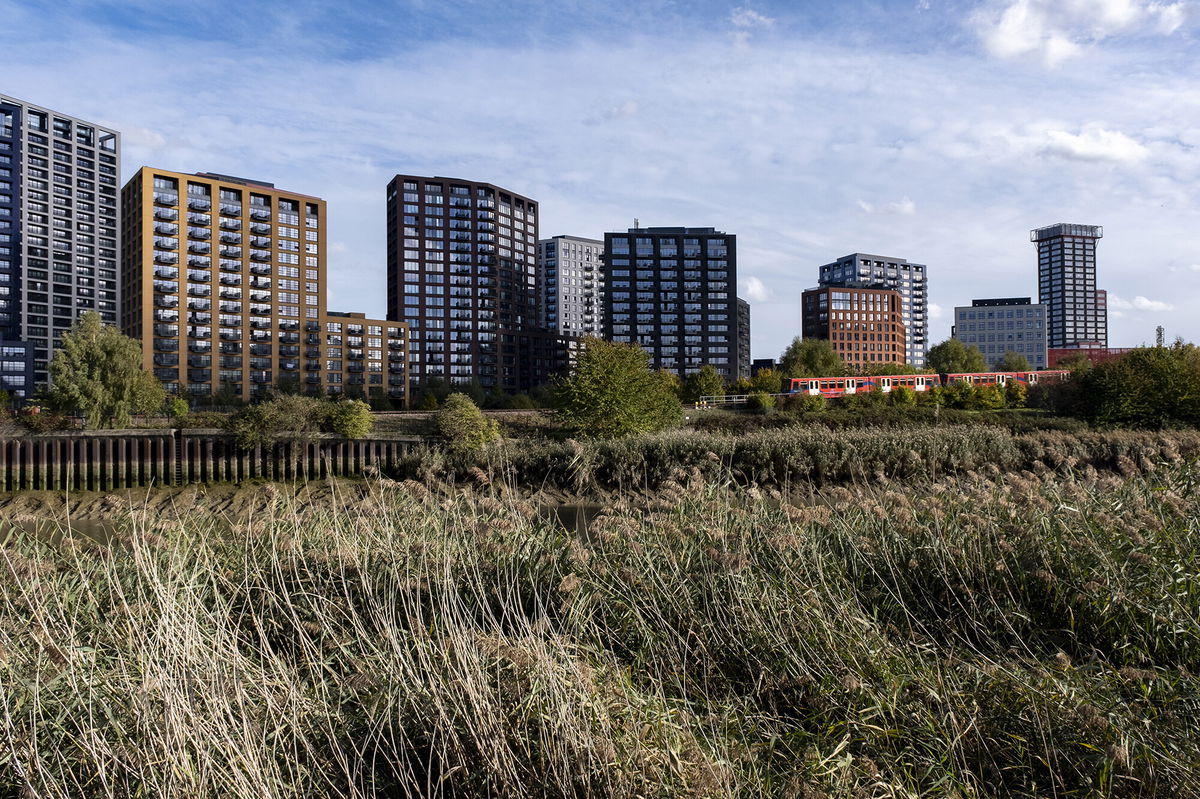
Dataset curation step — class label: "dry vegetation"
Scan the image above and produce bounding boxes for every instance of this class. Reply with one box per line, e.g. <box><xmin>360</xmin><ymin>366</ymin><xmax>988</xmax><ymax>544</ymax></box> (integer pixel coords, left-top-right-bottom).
<box><xmin>3</xmin><ymin>450</ymin><xmax>1200</xmax><ymax>797</ymax></box>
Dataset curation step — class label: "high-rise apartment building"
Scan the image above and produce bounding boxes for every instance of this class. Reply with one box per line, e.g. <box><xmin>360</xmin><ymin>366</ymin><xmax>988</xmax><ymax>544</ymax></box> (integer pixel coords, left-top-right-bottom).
<box><xmin>0</xmin><ymin>94</ymin><xmax>120</xmax><ymax>395</ymax></box>
<box><xmin>537</xmin><ymin>235</ymin><xmax>603</xmax><ymax>336</ymax></box>
<box><xmin>602</xmin><ymin>226</ymin><xmax>745</xmax><ymax>381</ymax></box>
<box><xmin>123</xmin><ymin>168</ymin><xmax>409</xmax><ymax>404</ymax></box>
<box><xmin>736</xmin><ymin>297</ymin><xmax>751</xmax><ymax>380</ymax></box>
<box><xmin>1031</xmin><ymin>223</ymin><xmax>1106</xmax><ymax>348</ymax></box>
<box><xmin>801</xmin><ymin>284</ymin><xmax>907</xmax><ymax>370</ymax></box>
<box><xmin>818</xmin><ymin>253</ymin><xmax>928</xmax><ymax>368</ymax></box>
<box><xmin>122</xmin><ymin>169</ymin><xmax>329</xmax><ymax>401</ymax></box>
<box><xmin>387</xmin><ymin>175</ymin><xmax>558</xmax><ymax>394</ymax></box>
<box><xmin>951</xmin><ymin>297</ymin><xmax>1047</xmax><ymax>370</ymax></box>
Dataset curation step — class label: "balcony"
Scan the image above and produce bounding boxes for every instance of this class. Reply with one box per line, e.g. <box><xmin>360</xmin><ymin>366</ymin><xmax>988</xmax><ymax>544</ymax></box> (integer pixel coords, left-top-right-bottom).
<box><xmin>219</xmin><ymin>203</ymin><xmax>242</xmax><ymax>217</ymax></box>
<box><xmin>249</xmin><ymin>237</ymin><xmax>271</xmax><ymax>248</ymax></box>
<box><xmin>188</xmin><ymin>228</ymin><xmax>211</xmax><ymax>241</ymax></box>
<box><xmin>249</xmin><ymin>319</ymin><xmax>272</xmax><ymax>330</ymax></box>
<box><xmin>219</xmin><ymin>343</ymin><xmax>242</xmax><ymax>354</ymax></box>
<box><xmin>187</xmin><ymin>286</ymin><xmax>211</xmax><ymax>298</ymax></box>
<box><xmin>153</xmin><ymin>267</ymin><xmax>179</xmax><ymax>280</ymax></box>
<box><xmin>249</xmin><ymin>291</ymin><xmax>271</xmax><ymax>303</ymax></box>
<box><xmin>219</xmin><ymin>276</ymin><xmax>241</xmax><ymax>287</ymax></box>
<box><xmin>249</xmin><ymin>265</ymin><xmax>271</xmax><ymax>276</ymax></box>
<box><xmin>278</xmin><ymin>320</ymin><xmax>299</xmax><ymax>331</ymax></box>
<box><xmin>306</xmin><ymin>374</ymin><xmax>320</xmax><ymax>384</ymax></box>
<box><xmin>219</xmin><ymin>233</ymin><xmax>241</xmax><ymax>244</ymax></box>
<box><xmin>220</xmin><ymin>246</ymin><xmax>242</xmax><ymax>258</ymax></box>
<box><xmin>249</xmin><ymin>251</ymin><xmax>270</xmax><ymax>262</ymax></box>
<box><xmin>219</xmin><ymin>331</ymin><xmax>242</xmax><ymax>341</ymax></box>
<box><xmin>153</xmin><ymin>324</ymin><xmax>178</xmax><ymax>337</ymax></box>
<box><xmin>153</xmin><ymin>354</ymin><xmax>179</xmax><ymax>367</ymax></box>
<box><xmin>186</xmin><ymin>271</ymin><xmax>211</xmax><ymax>283</ymax></box>
<box><xmin>219</xmin><ymin>289</ymin><xmax>241</xmax><ymax>299</ymax></box>
<box><xmin>188</xmin><ymin>243</ymin><xmax>211</xmax><ymax>254</ymax></box>
<box><xmin>280</xmin><ymin>360</ymin><xmax>299</xmax><ymax>372</ymax></box>
<box><xmin>188</xmin><ymin>342</ymin><xmax>212</xmax><ymax>353</ymax></box>
<box><xmin>187</xmin><ymin>197</ymin><xmax>211</xmax><ymax>212</ymax></box>
<box><xmin>154</xmin><ymin>223</ymin><xmax>179</xmax><ymax>236</ymax></box>
<box><xmin>248</xmin><ymin>208</ymin><xmax>271</xmax><ymax>222</ymax></box>
<box><xmin>187</xmin><ymin>257</ymin><xmax>211</xmax><ymax>270</ymax></box>
<box><xmin>154</xmin><ymin>237</ymin><xmax>178</xmax><ymax>250</ymax></box>
<box><xmin>187</xmin><ymin>313</ymin><xmax>211</xmax><ymax>325</ymax></box>
<box><xmin>154</xmin><ymin>192</ymin><xmax>178</xmax><ymax>206</ymax></box>
<box><xmin>153</xmin><ymin>253</ymin><xmax>179</xmax><ymax>265</ymax></box>
<box><xmin>219</xmin><ymin>218</ymin><xmax>242</xmax><ymax>231</ymax></box>
<box><xmin>219</xmin><ymin>259</ymin><xmax>241</xmax><ymax>272</ymax></box>
<box><xmin>154</xmin><ymin>340</ymin><xmax>179</xmax><ymax>352</ymax></box>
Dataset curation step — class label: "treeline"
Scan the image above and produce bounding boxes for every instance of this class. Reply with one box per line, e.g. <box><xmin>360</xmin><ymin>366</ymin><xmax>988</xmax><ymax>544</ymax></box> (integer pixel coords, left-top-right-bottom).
<box><xmin>1031</xmin><ymin>342</ymin><xmax>1200</xmax><ymax>428</ymax></box>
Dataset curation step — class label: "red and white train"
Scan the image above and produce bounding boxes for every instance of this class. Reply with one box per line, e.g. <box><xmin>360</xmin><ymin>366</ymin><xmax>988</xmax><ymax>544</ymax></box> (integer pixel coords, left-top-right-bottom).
<box><xmin>785</xmin><ymin>370</ymin><xmax>1071</xmax><ymax>399</ymax></box>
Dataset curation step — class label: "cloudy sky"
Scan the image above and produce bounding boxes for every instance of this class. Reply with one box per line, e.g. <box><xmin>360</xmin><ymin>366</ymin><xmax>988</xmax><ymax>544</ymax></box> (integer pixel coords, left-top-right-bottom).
<box><xmin>4</xmin><ymin>0</ymin><xmax>1197</xmax><ymax>360</ymax></box>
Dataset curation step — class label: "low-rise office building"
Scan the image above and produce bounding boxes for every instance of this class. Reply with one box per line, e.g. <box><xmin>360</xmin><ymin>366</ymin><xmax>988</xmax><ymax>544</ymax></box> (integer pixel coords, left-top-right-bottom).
<box><xmin>951</xmin><ymin>297</ymin><xmax>1047</xmax><ymax>370</ymax></box>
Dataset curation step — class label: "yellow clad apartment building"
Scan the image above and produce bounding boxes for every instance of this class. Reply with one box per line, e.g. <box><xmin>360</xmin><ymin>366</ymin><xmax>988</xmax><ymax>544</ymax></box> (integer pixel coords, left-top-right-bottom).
<box><xmin>121</xmin><ymin>168</ymin><xmax>408</xmax><ymax>405</ymax></box>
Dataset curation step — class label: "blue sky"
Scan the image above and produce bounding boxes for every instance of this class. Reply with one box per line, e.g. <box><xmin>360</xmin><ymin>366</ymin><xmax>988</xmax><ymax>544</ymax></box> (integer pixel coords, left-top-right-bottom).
<box><xmin>4</xmin><ymin>0</ymin><xmax>1197</xmax><ymax>360</ymax></box>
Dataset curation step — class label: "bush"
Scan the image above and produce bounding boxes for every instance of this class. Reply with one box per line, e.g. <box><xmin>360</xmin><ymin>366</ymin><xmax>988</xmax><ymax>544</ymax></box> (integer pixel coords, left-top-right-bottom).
<box><xmin>555</xmin><ymin>338</ymin><xmax>682</xmax><ymax>439</ymax></box>
<box><xmin>1005</xmin><ymin>380</ymin><xmax>1028</xmax><ymax>408</ymax></box>
<box><xmin>890</xmin><ymin>385</ymin><xmax>917</xmax><ymax>406</ymax></box>
<box><xmin>745</xmin><ymin>391</ymin><xmax>776</xmax><ymax>414</ymax></box>
<box><xmin>435</xmin><ymin>393</ymin><xmax>500</xmax><ymax>453</ymax></box>
<box><xmin>324</xmin><ymin>399</ymin><xmax>374</xmax><ymax>439</ymax></box>
<box><xmin>18</xmin><ymin>406</ymin><xmax>74</xmax><ymax>433</ymax></box>
<box><xmin>165</xmin><ymin>396</ymin><xmax>190</xmax><ymax>423</ymax></box>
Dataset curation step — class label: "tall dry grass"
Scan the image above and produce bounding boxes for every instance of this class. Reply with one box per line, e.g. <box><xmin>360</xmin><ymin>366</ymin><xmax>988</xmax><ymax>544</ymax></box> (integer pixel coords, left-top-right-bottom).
<box><xmin>2</xmin><ymin>460</ymin><xmax>1199</xmax><ymax>797</ymax></box>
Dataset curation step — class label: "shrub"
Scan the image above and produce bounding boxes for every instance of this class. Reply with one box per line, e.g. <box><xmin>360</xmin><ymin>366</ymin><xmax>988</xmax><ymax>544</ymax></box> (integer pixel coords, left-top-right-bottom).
<box><xmin>890</xmin><ymin>385</ymin><xmax>917</xmax><ymax>406</ymax></box>
<box><xmin>18</xmin><ymin>406</ymin><xmax>74</xmax><ymax>433</ymax></box>
<box><xmin>435</xmin><ymin>393</ymin><xmax>500</xmax><ymax>453</ymax></box>
<box><xmin>554</xmin><ymin>338</ymin><xmax>682</xmax><ymax>439</ymax></box>
<box><xmin>745</xmin><ymin>391</ymin><xmax>775</xmax><ymax>414</ymax></box>
<box><xmin>419</xmin><ymin>393</ymin><xmax>439</xmax><ymax>411</ymax></box>
<box><xmin>1005</xmin><ymin>379</ymin><xmax>1029</xmax><ymax>408</ymax></box>
<box><xmin>165</xmin><ymin>396</ymin><xmax>190</xmax><ymax>423</ymax></box>
<box><xmin>324</xmin><ymin>399</ymin><xmax>374</xmax><ymax>439</ymax></box>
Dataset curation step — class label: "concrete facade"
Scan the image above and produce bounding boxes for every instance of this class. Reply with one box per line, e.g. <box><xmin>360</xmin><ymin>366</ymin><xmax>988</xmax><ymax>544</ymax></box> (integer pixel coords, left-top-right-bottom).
<box><xmin>951</xmin><ymin>297</ymin><xmax>1047</xmax><ymax>370</ymax></box>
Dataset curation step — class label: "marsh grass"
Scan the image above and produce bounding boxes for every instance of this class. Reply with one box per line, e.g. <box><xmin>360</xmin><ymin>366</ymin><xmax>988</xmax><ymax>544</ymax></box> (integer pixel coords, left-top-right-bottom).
<box><xmin>2</xmin><ymin>461</ymin><xmax>1199</xmax><ymax>797</ymax></box>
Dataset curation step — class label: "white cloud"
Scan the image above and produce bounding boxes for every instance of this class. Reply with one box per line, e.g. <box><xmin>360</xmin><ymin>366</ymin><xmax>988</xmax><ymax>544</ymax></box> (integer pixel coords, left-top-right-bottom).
<box><xmin>1040</xmin><ymin>126</ymin><xmax>1149</xmax><ymax>163</ymax></box>
<box><xmin>974</xmin><ymin>0</ymin><xmax>1190</xmax><ymax>65</ymax></box>
<box><xmin>857</xmin><ymin>196</ymin><xmax>917</xmax><ymax>215</ymax></box>
<box><xmin>740</xmin><ymin>276</ymin><xmax>769</xmax><ymax>302</ymax></box>
<box><xmin>730</xmin><ymin>7</ymin><xmax>775</xmax><ymax>28</ymax></box>
<box><xmin>928</xmin><ymin>303</ymin><xmax>944</xmax><ymax>320</ymax></box>
<box><xmin>1108</xmin><ymin>294</ymin><xmax>1174</xmax><ymax>311</ymax></box>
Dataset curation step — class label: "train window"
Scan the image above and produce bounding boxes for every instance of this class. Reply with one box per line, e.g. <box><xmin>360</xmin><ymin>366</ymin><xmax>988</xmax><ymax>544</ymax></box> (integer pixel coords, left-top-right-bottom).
<box><xmin>1028</xmin><ymin>373</ymin><xmax>1038</xmax><ymax>384</ymax></box>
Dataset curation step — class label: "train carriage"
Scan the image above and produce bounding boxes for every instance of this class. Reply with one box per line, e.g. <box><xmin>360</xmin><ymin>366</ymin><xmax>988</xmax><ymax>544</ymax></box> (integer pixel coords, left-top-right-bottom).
<box><xmin>785</xmin><ymin>370</ymin><xmax>1070</xmax><ymax>399</ymax></box>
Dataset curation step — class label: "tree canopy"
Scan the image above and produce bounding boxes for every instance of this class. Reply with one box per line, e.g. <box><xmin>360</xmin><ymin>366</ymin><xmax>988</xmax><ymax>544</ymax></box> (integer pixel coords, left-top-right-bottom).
<box><xmin>1081</xmin><ymin>344</ymin><xmax>1200</xmax><ymax>427</ymax></box>
<box><xmin>47</xmin><ymin>311</ymin><xmax>165</xmax><ymax>429</ymax></box>
<box><xmin>926</xmin><ymin>338</ymin><xmax>988</xmax><ymax>374</ymax></box>
<box><xmin>777</xmin><ymin>337</ymin><xmax>844</xmax><ymax>378</ymax></box>
<box><xmin>554</xmin><ymin>338</ymin><xmax>682</xmax><ymax>439</ymax></box>
<box><xmin>994</xmin><ymin>351</ymin><xmax>1032</xmax><ymax>372</ymax></box>
<box><xmin>681</xmin><ymin>364</ymin><xmax>726</xmax><ymax>404</ymax></box>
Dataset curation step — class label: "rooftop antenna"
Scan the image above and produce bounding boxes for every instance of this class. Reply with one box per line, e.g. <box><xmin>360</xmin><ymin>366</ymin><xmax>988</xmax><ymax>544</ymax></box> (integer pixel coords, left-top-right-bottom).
<box><xmin>634</xmin><ymin>217</ymin><xmax>639</xmax><ymax>230</ymax></box>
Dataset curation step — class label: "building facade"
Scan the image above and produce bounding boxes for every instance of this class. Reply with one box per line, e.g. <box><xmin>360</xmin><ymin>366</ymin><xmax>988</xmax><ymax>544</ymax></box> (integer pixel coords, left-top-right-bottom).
<box><xmin>736</xmin><ymin>297</ymin><xmax>751</xmax><ymax>380</ymax></box>
<box><xmin>537</xmin><ymin>235</ymin><xmax>603</xmax><ymax>336</ymax></box>
<box><xmin>122</xmin><ymin>168</ymin><xmax>330</xmax><ymax>401</ymax></box>
<box><xmin>122</xmin><ymin>168</ymin><xmax>409</xmax><ymax>405</ymax></box>
<box><xmin>0</xmin><ymin>94</ymin><xmax>120</xmax><ymax>396</ymax></box>
<box><xmin>602</xmin><ymin>227</ymin><xmax>744</xmax><ymax>381</ymax></box>
<box><xmin>386</xmin><ymin>175</ymin><xmax>557</xmax><ymax>394</ymax></box>
<box><xmin>801</xmin><ymin>284</ymin><xmax>906</xmax><ymax>371</ymax></box>
<box><xmin>319</xmin><ymin>312</ymin><xmax>409</xmax><ymax>401</ymax></box>
<box><xmin>1031</xmin><ymin>223</ymin><xmax>1107</xmax><ymax>348</ymax></box>
<box><xmin>818</xmin><ymin>253</ymin><xmax>927</xmax><ymax>368</ymax></box>
<box><xmin>951</xmin><ymin>297</ymin><xmax>1047</xmax><ymax>370</ymax></box>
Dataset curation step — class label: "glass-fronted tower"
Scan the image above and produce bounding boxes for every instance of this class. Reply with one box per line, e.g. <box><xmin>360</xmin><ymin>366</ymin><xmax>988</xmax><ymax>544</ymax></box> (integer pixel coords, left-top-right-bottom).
<box><xmin>0</xmin><ymin>94</ymin><xmax>120</xmax><ymax>396</ymax></box>
<box><xmin>602</xmin><ymin>226</ymin><xmax>745</xmax><ymax>381</ymax></box>
<box><xmin>1031</xmin><ymin>223</ymin><xmax>1106</xmax><ymax>348</ymax></box>
<box><xmin>537</xmin><ymin>235</ymin><xmax>603</xmax><ymax>337</ymax></box>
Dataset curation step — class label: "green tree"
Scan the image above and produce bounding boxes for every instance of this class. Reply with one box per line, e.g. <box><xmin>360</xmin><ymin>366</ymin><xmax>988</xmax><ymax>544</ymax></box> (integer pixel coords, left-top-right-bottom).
<box><xmin>435</xmin><ymin>393</ymin><xmax>500</xmax><ymax>453</ymax></box>
<box><xmin>862</xmin><ymin>361</ymin><xmax>922</xmax><ymax>376</ymax></box>
<box><xmin>1083</xmin><ymin>344</ymin><xmax>1200</xmax><ymax>427</ymax></box>
<box><xmin>324</xmin><ymin>399</ymin><xmax>374</xmax><ymax>439</ymax></box>
<box><xmin>47</xmin><ymin>311</ymin><xmax>165</xmax><ymax>429</ymax></box>
<box><xmin>682</xmin><ymin>364</ymin><xmax>726</xmax><ymax>403</ymax></box>
<box><xmin>1056</xmin><ymin>351</ymin><xmax>1092</xmax><ymax>373</ymax></box>
<box><xmin>777</xmin><ymin>337</ymin><xmax>844</xmax><ymax>378</ymax></box>
<box><xmin>554</xmin><ymin>338</ymin><xmax>683</xmax><ymax>439</ymax></box>
<box><xmin>749</xmin><ymin>367</ymin><xmax>786</xmax><ymax>395</ymax></box>
<box><xmin>995</xmin><ymin>350</ymin><xmax>1032</xmax><ymax>372</ymax></box>
<box><xmin>1004</xmin><ymin>379</ymin><xmax>1029</xmax><ymax>408</ymax></box>
<box><xmin>926</xmin><ymin>338</ymin><xmax>988</xmax><ymax>374</ymax></box>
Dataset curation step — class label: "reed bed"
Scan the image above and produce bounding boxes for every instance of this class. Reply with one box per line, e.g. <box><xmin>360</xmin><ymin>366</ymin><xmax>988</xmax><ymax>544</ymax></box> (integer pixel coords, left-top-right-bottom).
<box><xmin>2</xmin><ymin>461</ymin><xmax>1199</xmax><ymax>797</ymax></box>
